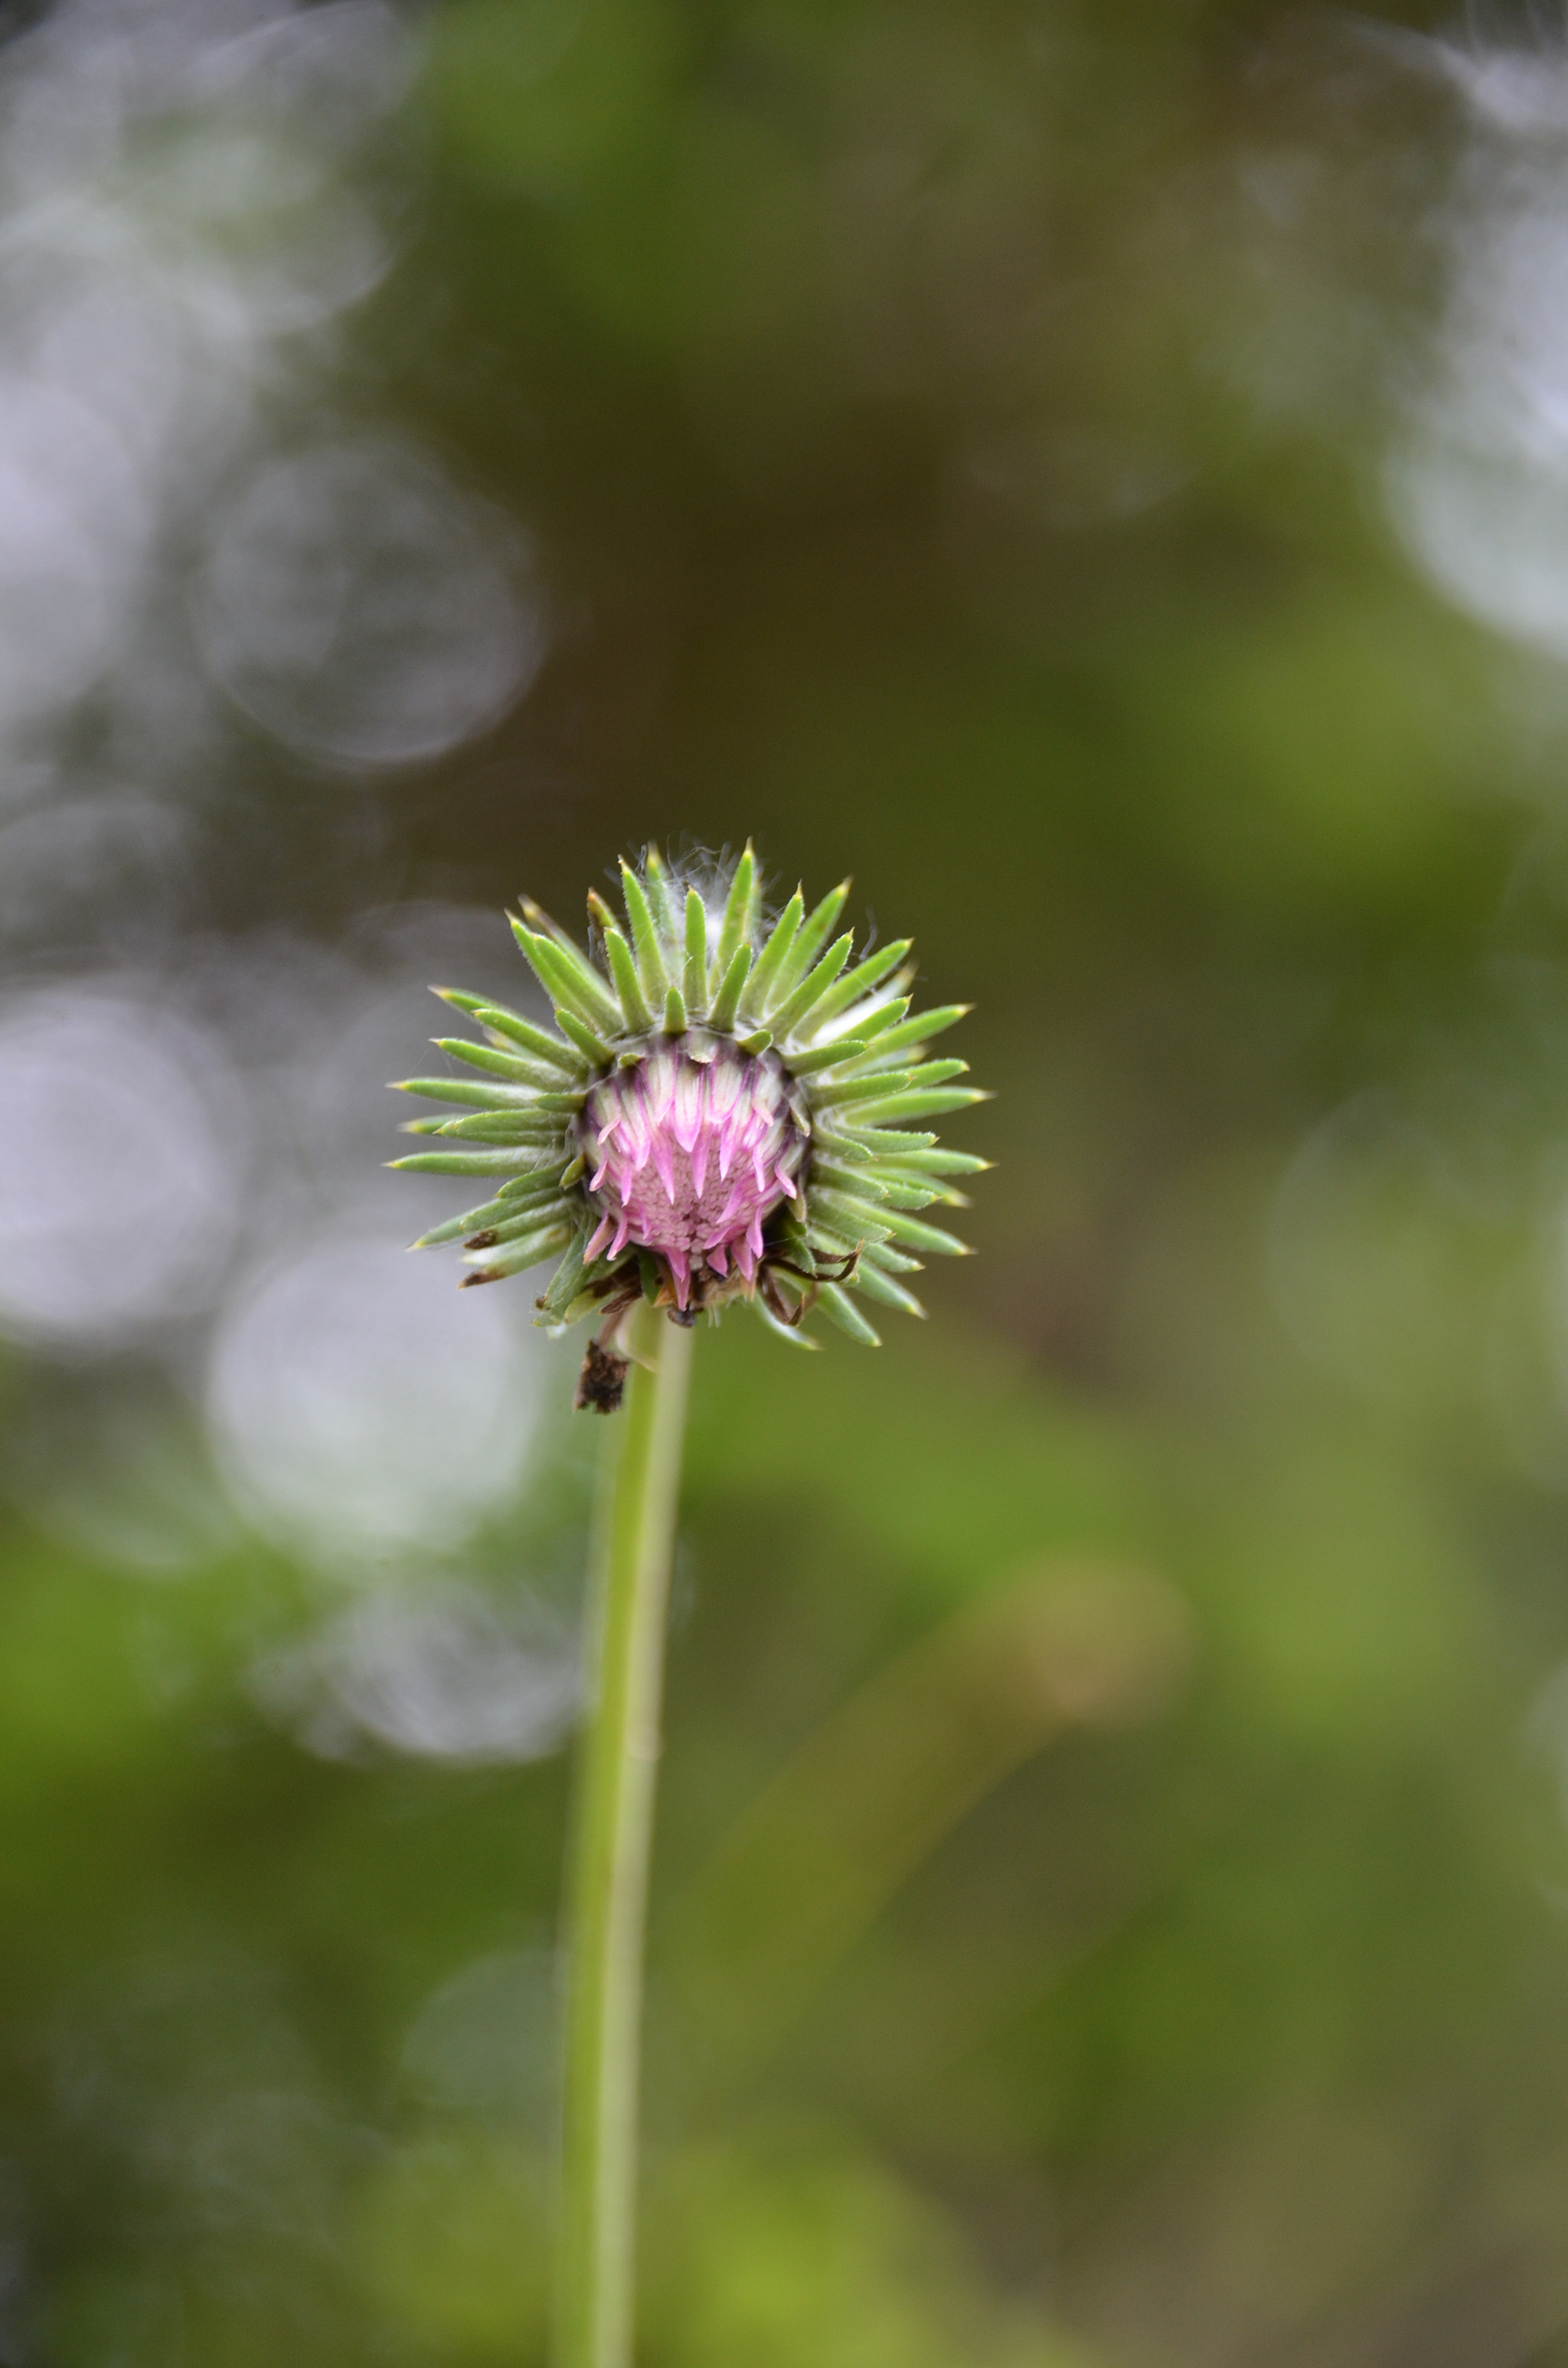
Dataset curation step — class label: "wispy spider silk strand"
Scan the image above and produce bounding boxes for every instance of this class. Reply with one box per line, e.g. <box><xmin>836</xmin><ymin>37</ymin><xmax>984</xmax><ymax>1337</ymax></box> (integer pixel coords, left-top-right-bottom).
<box><xmin>557</xmin><ymin>1302</ymin><xmax>694</xmax><ymax>2368</ymax></box>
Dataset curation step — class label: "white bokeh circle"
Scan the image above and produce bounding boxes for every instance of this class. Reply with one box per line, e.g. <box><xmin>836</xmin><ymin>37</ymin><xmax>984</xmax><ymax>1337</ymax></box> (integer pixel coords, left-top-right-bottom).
<box><xmin>207</xmin><ymin>1231</ymin><xmax>544</xmax><ymax>1565</ymax></box>
<box><xmin>253</xmin><ymin>1583</ymin><xmax>579</xmax><ymax>1765</ymax></box>
<box><xmin>196</xmin><ymin>440</ymin><xmax>545</xmax><ymax>767</ymax></box>
<box><xmin>0</xmin><ymin>984</ymin><xmax>243</xmax><ymax>1348</ymax></box>
<box><xmin>0</xmin><ymin>378</ymin><xmax>147</xmax><ymax>724</ymax></box>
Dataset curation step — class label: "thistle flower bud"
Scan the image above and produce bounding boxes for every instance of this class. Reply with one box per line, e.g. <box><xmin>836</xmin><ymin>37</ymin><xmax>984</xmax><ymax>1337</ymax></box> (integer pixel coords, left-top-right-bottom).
<box><xmin>390</xmin><ymin>843</ymin><xmax>990</xmax><ymax>1407</ymax></box>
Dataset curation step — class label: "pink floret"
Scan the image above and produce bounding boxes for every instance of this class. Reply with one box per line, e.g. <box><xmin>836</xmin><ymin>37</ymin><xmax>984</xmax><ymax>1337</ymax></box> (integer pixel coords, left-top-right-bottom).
<box><xmin>581</xmin><ymin>1045</ymin><xmax>806</xmax><ymax>1307</ymax></box>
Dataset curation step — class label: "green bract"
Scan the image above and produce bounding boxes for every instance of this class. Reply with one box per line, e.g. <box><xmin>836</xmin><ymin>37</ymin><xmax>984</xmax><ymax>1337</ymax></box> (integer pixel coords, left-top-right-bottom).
<box><xmin>390</xmin><ymin>844</ymin><xmax>989</xmax><ymax>1392</ymax></box>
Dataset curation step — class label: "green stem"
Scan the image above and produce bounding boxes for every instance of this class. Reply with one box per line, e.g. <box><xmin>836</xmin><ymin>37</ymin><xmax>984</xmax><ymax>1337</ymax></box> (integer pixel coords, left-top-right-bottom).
<box><xmin>557</xmin><ymin>1303</ymin><xmax>695</xmax><ymax>2368</ymax></box>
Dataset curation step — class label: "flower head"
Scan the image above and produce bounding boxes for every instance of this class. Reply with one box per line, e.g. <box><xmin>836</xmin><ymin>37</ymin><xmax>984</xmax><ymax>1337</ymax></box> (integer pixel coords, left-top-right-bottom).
<box><xmin>390</xmin><ymin>845</ymin><xmax>989</xmax><ymax>1407</ymax></box>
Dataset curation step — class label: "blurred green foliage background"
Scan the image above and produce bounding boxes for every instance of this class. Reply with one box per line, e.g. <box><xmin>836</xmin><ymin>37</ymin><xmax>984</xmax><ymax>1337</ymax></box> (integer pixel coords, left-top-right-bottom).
<box><xmin>9</xmin><ymin>0</ymin><xmax>1568</xmax><ymax>2360</ymax></box>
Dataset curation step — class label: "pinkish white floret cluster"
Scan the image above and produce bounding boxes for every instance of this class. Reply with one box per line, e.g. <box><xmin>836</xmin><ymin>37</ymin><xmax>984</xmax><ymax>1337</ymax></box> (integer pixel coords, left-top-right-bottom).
<box><xmin>580</xmin><ymin>1043</ymin><xmax>808</xmax><ymax>1309</ymax></box>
